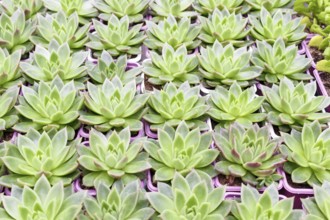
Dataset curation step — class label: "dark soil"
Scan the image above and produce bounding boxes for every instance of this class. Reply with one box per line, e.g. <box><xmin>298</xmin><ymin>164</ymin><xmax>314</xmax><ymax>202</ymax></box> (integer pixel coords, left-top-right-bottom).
<box><xmin>319</xmin><ymin>72</ymin><xmax>330</xmax><ymax>97</ymax></box>
<box><xmin>144</xmin><ymin>75</ymin><xmax>161</xmax><ymax>91</ymax></box>
<box><xmin>1</xmin><ymin>132</ymin><xmax>15</xmax><ymax>142</ymax></box>
<box><xmin>285</xmin><ymin>172</ymin><xmax>311</xmax><ymax>190</ymax></box>
<box><xmin>308</xmin><ymin>46</ymin><xmax>324</xmax><ymax>63</ymax></box>
<box><xmin>217</xmin><ymin>174</ymin><xmax>243</xmax><ymax>187</ymax></box>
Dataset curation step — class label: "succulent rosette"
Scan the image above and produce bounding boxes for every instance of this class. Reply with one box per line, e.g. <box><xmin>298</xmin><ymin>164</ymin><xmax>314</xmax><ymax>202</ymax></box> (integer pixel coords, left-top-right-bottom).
<box><xmin>0</xmin><ymin>49</ymin><xmax>23</xmax><ymax>91</ymax></box>
<box><xmin>144</xmin><ymin>122</ymin><xmax>218</xmax><ymax>181</ymax></box>
<box><xmin>143</xmin><ymin>82</ymin><xmax>209</xmax><ymax>131</ymax></box>
<box><xmin>147</xmin><ymin>171</ymin><xmax>231</xmax><ymax>219</ymax></box>
<box><xmin>193</xmin><ymin>0</ymin><xmax>249</xmax><ymax>15</ymax></box>
<box><xmin>14</xmin><ymin>77</ymin><xmax>83</xmax><ymax>139</ymax></box>
<box><xmin>252</xmin><ymin>38</ymin><xmax>312</xmax><ymax>83</ymax></box>
<box><xmin>144</xmin><ymin>15</ymin><xmax>201</xmax><ymax>51</ymax></box>
<box><xmin>245</xmin><ymin>0</ymin><xmax>294</xmax><ymax>11</ymax></box>
<box><xmin>249</xmin><ymin>8</ymin><xmax>307</xmax><ymax>45</ymax></box>
<box><xmin>303</xmin><ymin>181</ymin><xmax>330</xmax><ymax>220</ymax></box>
<box><xmin>79</xmin><ymin>77</ymin><xmax>149</xmax><ymax>132</ymax></box>
<box><xmin>142</xmin><ymin>44</ymin><xmax>200</xmax><ymax>86</ymax></box>
<box><xmin>0</xmin><ymin>128</ymin><xmax>80</xmax><ymax>187</ymax></box>
<box><xmin>231</xmin><ymin>184</ymin><xmax>304</xmax><ymax>220</ymax></box>
<box><xmin>0</xmin><ymin>175</ymin><xmax>86</xmax><ymax>220</ymax></box>
<box><xmin>0</xmin><ymin>0</ymin><xmax>44</xmax><ymax>19</ymax></box>
<box><xmin>198</xmin><ymin>8</ymin><xmax>250</xmax><ymax>47</ymax></box>
<box><xmin>280</xmin><ymin>121</ymin><xmax>330</xmax><ymax>186</ymax></box>
<box><xmin>87</xmin><ymin>15</ymin><xmax>145</xmax><ymax>57</ymax></box>
<box><xmin>30</xmin><ymin>11</ymin><xmax>90</xmax><ymax>50</ymax></box>
<box><xmin>0</xmin><ymin>9</ymin><xmax>36</xmax><ymax>53</ymax></box>
<box><xmin>199</xmin><ymin>41</ymin><xmax>262</xmax><ymax>87</ymax></box>
<box><xmin>262</xmin><ymin>78</ymin><xmax>330</xmax><ymax>130</ymax></box>
<box><xmin>43</xmin><ymin>0</ymin><xmax>98</xmax><ymax>24</ymax></box>
<box><xmin>87</xmin><ymin>51</ymin><xmax>142</xmax><ymax>85</ymax></box>
<box><xmin>93</xmin><ymin>0</ymin><xmax>150</xmax><ymax>22</ymax></box>
<box><xmin>78</xmin><ymin>128</ymin><xmax>151</xmax><ymax>187</ymax></box>
<box><xmin>20</xmin><ymin>40</ymin><xmax>88</xmax><ymax>88</ymax></box>
<box><xmin>149</xmin><ymin>0</ymin><xmax>198</xmax><ymax>20</ymax></box>
<box><xmin>0</xmin><ymin>86</ymin><xmax>20</xmax><ymax>134</ymax></box>
<box><xmin>214</xmin><ymin>123</ymin><xmax>284</xmax><ymax>187</ymax></box>
<box><xmin>208</xmin><ymin>83</ymin><xmax>266</xmax><ymax>128</ymax></box>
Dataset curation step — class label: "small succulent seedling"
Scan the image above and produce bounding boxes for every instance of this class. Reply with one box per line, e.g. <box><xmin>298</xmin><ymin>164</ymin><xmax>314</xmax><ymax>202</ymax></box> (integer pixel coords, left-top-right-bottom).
<box><xmin>281</xmin><ymin>121</ymin><xmax>330</xmax><ymax>186</ymax></box>
<box><xmin>0</xmin><ymin>175</ymin><xmax>86</xmax><ymax>219</ymax></box>
<box><xmin>199</xmin><ymin>8</ymin><xmax>250</xmax><ymax>47</ymax></box>
<box><xmin>143</xmin><ymin>82</ymin><xmax>209</xmax><ymax>131</ymax></box>
<box><xmin>0</xmin><ymin>128</ymin><xmax>80</xmax><ymax>187</ymax></box>
<box><xmin>147</xmin><ymin>171</ymin><xmax>231</xmax><ymax>219</ymax></box>
<box><xmin>144</xmin><ymin>122</ymin><xmax>218</xmax><ymax>181</ymax></box>
<box><xmin>87</xmin><ymin>15</ymin><xmax>145</xmax><ymax>57</ymax></box>
<box><xmin>208</xmin><ymin>83</ymin><xmax>266</xmax><ymax>128</ymax></box>
<box><xmin>199</xmin><ymin>41</ymin><xmax>262</xmax><ymax>87</ymax></box>
<box><xmin>142</xmin><ymin>44</ymin><xmax>200</xmax><ymax>86</ymax></box>
<box><xmin>78</xmin><ymin>128</ymin><xmax>151</xmax><ymax>187</ymax></box>
<box><xmin>79</xmin><ymin>77</ymin><xmax>149</xmax><ymax>132</ymax></box>
<box><xmin>214</xmin><ymin>123</ymin><xmax>284</xmax><ymax>187</ymax></box>
<box><xmin>149</xmin><ymin>0</ymin><xmax>198</xmax><ymax>20</ymax></box>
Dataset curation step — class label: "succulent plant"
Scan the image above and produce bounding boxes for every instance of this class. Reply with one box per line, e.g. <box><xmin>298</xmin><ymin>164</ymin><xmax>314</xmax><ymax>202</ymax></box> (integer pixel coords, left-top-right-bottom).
<box><xmin>142</xmin><ymin>44</ymin><xmax>200</xmax><ymax>85</ymax></box>
<box><xmin>78</xmin><ymin>128</ymin><xmax>151</xmax><ymax>187</ymax></box>
<box><xmin>252</xmin><ymin>38</ymin><xmax>312</xmax><ymax>83</ymax></box>
<box><xmin>30</xmin><ymin>11</ymin><xmax>90</xmax><ymax>50</ymax></box>
<box><xmin>0</xmin><ymin>9</ymin><xmax>36</xmax><ymax>53</ymax></box>
<box><xmin>79</xmin><ymin>77</ymin><xmax>149</xmax><ymax>132</ymax></box>
<box><xmin>149</xmin><ymin>0</ymin><xmax>198</xmax><ymax>20</ymax></box>
<box><xmin>0</xmin><ymin>86</ymin><xmax>19</xmax><ymax>133</ymax></box>
<box><xmin>144</xmin><ymin>15</ymin><xmax>201</xmax><ymax>51</ymax></box>
<box><xmin>87</xmin><ymin>51</ymin><xmax>142</xmax><ymax>85</ymax></box>
<box><xmin>249</xmin><ymin>8</ymin><xmax>307</xmax><ymax>45</ymax></box>
<box><xmin>231</xmin><ymin>184</ymin><xmax>304</xmax><ymax>220</ymax></box>
<box><xmin>20</xmin><ymin>41</ymin><xmax>88</xmax><ymax>87</ymax></box>
<box><xmin>14</xmin><ymin>78</ymin><xmax>83</xmax><ymax>139</ymax></box>
<box><xmin>280</xmin><ymin>121</ymin><xmax>330</xmax><ymax>186</ymax></box>
<box><xmin>87</xmin><ymin>15</ymin><xmax>145</xmax><ymax>57</ymax></box>
<box><xmin>294</xmin><ymin>0</ymin><xmax>330</xmax><ymax>26</ymax></box>
<box><xmin>208</xmin><ymin>83</ymin><xmax>266</xmax><ymax>128</ymax></box>
<box><xmin>144</xmin><ymin>122</ymin><xmax>218</xmax><ymax>181</ymax></box>
<box><xmin>308</xmin><ymin>31</ymin><xmax>330</xmax><ymax>74</ymax></box>
<box><xmin>0</xmin><ymin>0</ymin><xmax>44</xmax><ymax>19</ymax></box>
<box><xmin>0</xmin><ymin>49</ymin><xmax>23</xmax><ymax>91</ymax></box>
<box><xmin>198</xmin><ymin>8</ymin><xmax>250</xmax><ymax>47</ymax></box>
<box><xmin>93</xmin><ymin>0</ymin><xmax>150</xmax><ymax>22</ymax></box>
<box><xmin>147</xmin><ymin>171</ymin><xmax>231</xmax><ymax>219</ymax></box>
<box><xmin>193</xmin><ymin>0</ymin><xmax>249</xmax><ymax>15</ymax></box>
<box><xmin>43</xmin><ymin>0</ymin><xmax>98</xmax><ymax>24</ymax></box>
<box><xmin>83</xmin><ymin>180</ymin><xmax>154</xmax><ymax>219</ymax></box>
<box><xmin>245</xmin><ymin>0</ymin><xmax>294</xmax><ymax>11</ymax></box>
<box><xmin>302</xmin><ymin>181</ymin><xmax>330</xmax><ymax>220</ymax></box>
<box><xmin>199</xmin><ymin>41</ymin><xmax>262</xmax><ymax>87</ymax></box>
<box><xmin>214</xmin><ymin>123</ymin><xmax>284</xmax><ymax>187</ymax></box>
<box><xmin>262</xmin><ymin>78</ymin><xmax>330</xmax><ymax>130</ymax></box>
<box><xmin>143</xmin><ymin>82</ymin><xmax>209</xmax><ymax>131</ymax></box>
<box><xmin>0</xmin><ymin>175</ymin><xmax>86</xmax><ymax>219</ymax></box>
<box><xmin>0</xmin><ymin>128</ymin><xmax>80</xmax><ymax>187</ymax></box>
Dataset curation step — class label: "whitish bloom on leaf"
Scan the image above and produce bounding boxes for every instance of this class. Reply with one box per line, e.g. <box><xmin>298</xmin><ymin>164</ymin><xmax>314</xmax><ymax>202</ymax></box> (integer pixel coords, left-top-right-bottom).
<box><xmin>79</xmin><ymin>77</ymin><xmax>149</xmax><ymax>132</ymax></box>
<box><xmin>0</xmin><ymin>0</ymin><xmax>44</xmax><ymax>19</ymax></box>
<box><xmin>0</xmin><ymin>175</ymin><xmax>86</xmax><ymax>219</ymax></box>
<box><xmin>0</xmin><ymin>49</ymin><xmax>23</xmax><ymax>91</ymax></box>
<box><xmin>0</xmin><ymin>128</ymin><xmax>80</xmax><ymax>187</ymax></box>
<box><xmin>144</xmin><ymin>122</ymin><xmax>218</xmax><ymax>181</ymax></box>
<box><xmin>143</xmin><ymin>82</ymin><xmax>209</xmax><ymax>131</ymax></box>
<box><xmin>78</xmin><ymin>128</ymin><xmax>151</xmax><ymax>187</ymax></box>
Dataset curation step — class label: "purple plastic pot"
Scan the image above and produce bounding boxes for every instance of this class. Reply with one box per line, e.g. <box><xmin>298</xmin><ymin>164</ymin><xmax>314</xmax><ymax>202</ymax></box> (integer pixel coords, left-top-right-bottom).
<box><xmin>4</xmin><ymin>187</ymin><xmax>10</xmax><ymax>196</ymax></box>
<box><xmin>144</xmin><ymin>120</ymin><xmax>158</xmax><ymax>139</ymax></box>
<box><xmin>280</xmin><ymin>169</ymin><xmax>313</xmax><ymax>195</ymax></box>
<box><xmin>213</xmin><ymin>168</ymin><xmax>283</xmax><ymax>192</ymax></box>
<box><xmin>146</xmin><ymin>170</ymin><xmax>158</xmax><ymax>192</ymax></box>
<box><xmin>74</xmin><ymin>178</ymin><xmax>96</xmax><ymax>196</ymax></box>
